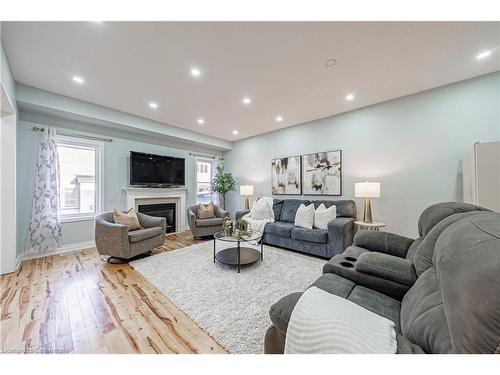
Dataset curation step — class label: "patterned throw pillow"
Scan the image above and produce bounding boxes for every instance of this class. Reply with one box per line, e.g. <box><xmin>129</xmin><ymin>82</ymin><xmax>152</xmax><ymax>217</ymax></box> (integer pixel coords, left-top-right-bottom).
<box><xmin>313</xmin><ymin>203</ymin><xmax>337</xmax><ymax>230</ymax></box>
<box><xmin>197</xmin><ymin>202</ymin><xmax>215</xmax><ymax>219</ymax></box>
<box><xmin>294</xmin><ymin>203</ymin><xmax>315</xmax><ymax>229</ymax></box>
<box><xmin>114</xmin><ymin>208</ymin><xmax>142</xmax><ymax>231</ymax></box>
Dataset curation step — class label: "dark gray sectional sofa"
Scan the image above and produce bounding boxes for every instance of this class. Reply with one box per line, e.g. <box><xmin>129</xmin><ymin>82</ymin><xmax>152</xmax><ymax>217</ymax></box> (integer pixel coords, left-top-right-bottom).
<box><xmin>264</xmin><ymin>202</ymin><xmax>500</xmax><ymax>354</ymax></box>
<box><xmin>236</xmin><ymin>198</ymin><xmax>356</xmax><ymax>258</ymax></box>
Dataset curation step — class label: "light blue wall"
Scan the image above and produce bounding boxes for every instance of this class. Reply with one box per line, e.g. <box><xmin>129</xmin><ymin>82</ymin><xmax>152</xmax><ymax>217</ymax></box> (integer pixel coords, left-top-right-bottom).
<box><xmin>16</xmin><ymin>119</ymin><xmax>204</xmax><ymax>251</ymax></box>
<box><xmin>224</xmin><ymin>73</ymin><xmax>500</xmax><ymax>237</ymax></box>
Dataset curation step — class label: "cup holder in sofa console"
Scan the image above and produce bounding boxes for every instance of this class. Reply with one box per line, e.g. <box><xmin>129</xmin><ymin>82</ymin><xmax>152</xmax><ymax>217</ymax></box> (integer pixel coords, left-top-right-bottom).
<box><xmin>344</xmin><ymin>257</ymin><xmax>357</xmax><ymax>262</ymax></box>
<box><xmin>339</xmin><ymin>261</ymin><xmax>355</xmax><ymax>268</ymax></box>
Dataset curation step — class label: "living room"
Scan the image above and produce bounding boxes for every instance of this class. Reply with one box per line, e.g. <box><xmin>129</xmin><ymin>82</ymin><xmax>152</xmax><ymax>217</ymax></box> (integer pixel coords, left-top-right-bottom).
<box><xmin>1</xmin><ymin>1</ymin><xmax>499</xmax><ymax>373</ymax></box>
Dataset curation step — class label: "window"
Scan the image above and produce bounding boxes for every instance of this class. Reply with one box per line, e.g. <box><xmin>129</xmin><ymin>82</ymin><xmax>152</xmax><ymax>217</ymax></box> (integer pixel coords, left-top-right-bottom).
<box><xmin>196</xmin><ymin>158</ymin><xmax>213</xmax><ymax>204</ymax></box>
<box><xmin>56</xmin><ymin>135</ymin><xmax>103</xmax><ymax>222</ymax></box>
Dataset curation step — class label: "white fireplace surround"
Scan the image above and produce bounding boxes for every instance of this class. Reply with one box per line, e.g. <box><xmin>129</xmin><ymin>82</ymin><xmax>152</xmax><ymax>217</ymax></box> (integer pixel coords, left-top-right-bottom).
<box><xmin>122</xmin><ymin>187</ymin><xmax>188</xmax><ymax>234</ymax></box>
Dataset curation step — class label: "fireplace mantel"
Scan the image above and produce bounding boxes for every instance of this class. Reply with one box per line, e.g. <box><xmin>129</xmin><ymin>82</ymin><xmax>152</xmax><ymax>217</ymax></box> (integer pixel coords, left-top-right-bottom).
<box><xmin>122</xmin><ymin>187</ymin><xmax>188</xmax><ymax>233</ymax></box>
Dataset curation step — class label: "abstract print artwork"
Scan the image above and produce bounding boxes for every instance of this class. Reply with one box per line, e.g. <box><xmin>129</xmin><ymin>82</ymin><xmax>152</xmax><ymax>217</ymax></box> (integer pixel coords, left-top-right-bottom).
<box><xmin>271</xmin><ymin>156</ymin><xmax>302</xmax><ymax>195</ymax></box>
<box><xmin>301</xmin><ymin>150</ymin><xmax>342</xmax><ymax>195</ymax></box>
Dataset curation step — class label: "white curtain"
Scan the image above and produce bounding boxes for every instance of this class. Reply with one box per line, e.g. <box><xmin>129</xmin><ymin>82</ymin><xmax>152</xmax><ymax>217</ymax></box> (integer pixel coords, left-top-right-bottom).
<box><xmin>25</xmin><ymin>127</ymin><xmax>62</xmax><ymax>254</ymax></box>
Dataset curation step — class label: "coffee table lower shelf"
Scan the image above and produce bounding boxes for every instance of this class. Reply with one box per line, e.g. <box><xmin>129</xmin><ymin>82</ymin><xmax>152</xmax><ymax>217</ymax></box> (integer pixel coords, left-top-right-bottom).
<box><xmin>214</xmin><ymin>246</ymin><xmax>262</xmax><ymax>273</ymax></box>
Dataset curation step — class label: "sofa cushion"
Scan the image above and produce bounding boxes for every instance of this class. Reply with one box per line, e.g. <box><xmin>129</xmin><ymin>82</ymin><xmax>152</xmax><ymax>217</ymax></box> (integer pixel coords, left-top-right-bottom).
<box><xmin>195</xmin><ymin>217</ymin><xmax>224</xmax><ymax>227</ymax></box>
<box><xmin>417</xmin><ymin>202</ymin><xmax>489</xmax><ymax>237</ymax></box>
<box><xmin>264</xmin><ymin>222</ymin><xmax>295</xmax><ymax>238</ymax></box>
<box><xmin>355</xmin><ymin>252</ymin><xmax>417</xmax><ymax>287</ymax></box>
<box><xmin>312</xmin><ymin>200</ymin><xmax>356</xmax><ymax>218</ymax></box>
<box><xmin>281</xmin><ymin>199</ymin><xmax>309</xmax><ymax>223</ymax></box>
<box><xmin>128</xmin><ymin>227</ymin><xmax>163</xmax><ymax>243</ymax></box>
<box><xmin>342</xmin><ymin>245</ymin><xmax>370</xmax><ymax>259</ymax></box>
<box><xmin>291</xmin><ymin>227</ymin><xmax>328</xmax><ymax>244</ymax></box>
<box><xmin>273</xmin><ymin>199</ymin><xmax>284</xmax><ymax>221</ymax></box>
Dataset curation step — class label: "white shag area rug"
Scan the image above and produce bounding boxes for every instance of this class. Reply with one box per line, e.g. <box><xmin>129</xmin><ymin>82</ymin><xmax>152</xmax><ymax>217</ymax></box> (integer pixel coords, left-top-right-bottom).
<box><xmin>130</xmin><ymin>240</ymin><xmax>325</xmax><ymax>353</ymax></box>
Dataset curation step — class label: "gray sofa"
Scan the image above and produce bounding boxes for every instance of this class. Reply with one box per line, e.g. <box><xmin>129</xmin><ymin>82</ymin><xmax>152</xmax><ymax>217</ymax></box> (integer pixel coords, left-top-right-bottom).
<box><xmin>264</xmin><ymin>203</ymin><xmax>500</xmax><ymax>354</ymax></box>
<box><xmin>95</xmin><ymin>211</ymin><xmax>166</xmax><ymax>262</ymax></box>
<box><xmin>236</xmin><ymin>199</ymin><xmax>356</xmax><ymax>258</ymax></box>
<box><xmin>323</xmin><ymin>202</ymin><xmax>491</xmax><ymax>300</ymax></box>
<box><xmin>187</xmin><ymin>204</ymin><xmax>229</xmax><ymax>239</ymax></box>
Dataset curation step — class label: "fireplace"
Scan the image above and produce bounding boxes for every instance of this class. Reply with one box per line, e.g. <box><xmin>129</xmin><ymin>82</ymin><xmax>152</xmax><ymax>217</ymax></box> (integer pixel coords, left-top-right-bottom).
<box><xmin>138</xmin><ymin>203</ymin><xmax>176</xmax><ymax>234</ymax></box>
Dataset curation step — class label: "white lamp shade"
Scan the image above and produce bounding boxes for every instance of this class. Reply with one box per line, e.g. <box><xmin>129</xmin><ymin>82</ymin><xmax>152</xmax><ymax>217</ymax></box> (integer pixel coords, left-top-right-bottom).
<box><xmin>240</xmin><ymin>185</ymin><xmax>254</xmax><ymax>196</ymax></box>
<box><xmin>355</xmin><ymin>182</ymin><xmax>380</xmax><ymax>198</ymax></box>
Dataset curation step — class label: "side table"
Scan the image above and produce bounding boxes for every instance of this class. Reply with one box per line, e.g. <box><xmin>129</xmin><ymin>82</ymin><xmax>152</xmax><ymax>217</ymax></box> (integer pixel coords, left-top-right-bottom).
<box><xmin>355</xmin><ymin>221</ymin><xmax>386</xmax><ymax>231</ymax></box>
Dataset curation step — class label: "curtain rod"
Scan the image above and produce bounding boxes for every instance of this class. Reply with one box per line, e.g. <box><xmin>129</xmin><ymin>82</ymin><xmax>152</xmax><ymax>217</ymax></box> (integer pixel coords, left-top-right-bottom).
<box><xmin>189</xmin><ymin>152</ymin><xmax>223</xmax><ymax>160</ymax></box>
<box><xmin>31</xmin><ymin>126</ymin><xmax>113</xmax><ymax>143</ymax></box>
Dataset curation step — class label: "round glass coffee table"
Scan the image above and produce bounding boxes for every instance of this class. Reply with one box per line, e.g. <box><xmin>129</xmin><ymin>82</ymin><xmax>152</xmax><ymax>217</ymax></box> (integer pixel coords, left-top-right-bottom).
<box><xmin>213</xmin><ymin>231</ymin><xmax>263</xmax><ymax>273</ymax></box>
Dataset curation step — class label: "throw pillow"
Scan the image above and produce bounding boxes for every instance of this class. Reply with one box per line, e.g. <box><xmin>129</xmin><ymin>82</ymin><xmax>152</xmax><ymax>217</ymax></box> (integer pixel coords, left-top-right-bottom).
<box><xmin>114</xmin><ymin>208</ymin><xmax>142</xmax><ymax>231</ymax></box>
<box><xmin>313</xmin><ymin>203</ymin><xmax>337</xmax><ymax>230</ymax></box>
<box><xmin>250</xmin><ymin>197</ymin><xmax>274</xmax><ymax>220</ymax></box>
<box><xmin>294</xmin><ymin>203</ymin><xmax>315</xmax><ymax>229</ymax></box>
<box><xmin>197</xmin><ymin>202</ymin><xmax>215</xmax><ymax>219</ymax></box>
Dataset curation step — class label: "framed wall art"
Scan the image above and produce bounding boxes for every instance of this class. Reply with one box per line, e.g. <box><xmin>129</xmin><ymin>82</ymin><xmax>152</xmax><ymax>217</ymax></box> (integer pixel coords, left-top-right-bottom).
<box><xmin>271</xmin><ymin>155</ymin><xmax>302</xmax><ymax>195</ymax></box>
<box><xmin>301</xmin><ymin>150</ymin><xmax>342</xmax><ymax>195</ymax></box>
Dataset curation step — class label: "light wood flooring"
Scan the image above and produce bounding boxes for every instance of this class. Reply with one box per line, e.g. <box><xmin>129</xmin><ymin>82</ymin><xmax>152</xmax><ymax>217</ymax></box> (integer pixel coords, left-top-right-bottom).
<box><xmin>0</xmin><ymin>231</ymin><xmax>227</xmax><ymax>354</ymax></box>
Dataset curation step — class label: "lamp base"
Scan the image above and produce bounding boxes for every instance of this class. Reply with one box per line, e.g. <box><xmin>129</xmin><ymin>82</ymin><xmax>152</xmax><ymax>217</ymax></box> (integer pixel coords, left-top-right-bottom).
<box><xmin>243</xmin><ymin>196</ymin><xmax>250</xmax><ymax>210</ymax></box>
<box><xmin>363</xmin><ymin>198</ymin><xmax>373</xmax><ymax>223</ymax></box>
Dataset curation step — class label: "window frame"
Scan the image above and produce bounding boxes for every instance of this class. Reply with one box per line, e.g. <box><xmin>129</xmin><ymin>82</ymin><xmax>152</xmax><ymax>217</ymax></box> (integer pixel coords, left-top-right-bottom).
<box><xmin>55</xmin><ymin>134</ymin><xmax>104</xmax><ymax>223</ymax></box>
<box><xmin>195</xmin><ymin>157</ymin><xmax>214</xmax><ymax>205</ymax></box>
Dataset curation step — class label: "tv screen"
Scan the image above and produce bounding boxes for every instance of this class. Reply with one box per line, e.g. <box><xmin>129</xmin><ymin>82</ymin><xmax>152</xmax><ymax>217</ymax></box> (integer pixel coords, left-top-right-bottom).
<box><xmin>130</xmin><ymin>151</ymin><xmax>185</xmax><ymax>186</ymax></box>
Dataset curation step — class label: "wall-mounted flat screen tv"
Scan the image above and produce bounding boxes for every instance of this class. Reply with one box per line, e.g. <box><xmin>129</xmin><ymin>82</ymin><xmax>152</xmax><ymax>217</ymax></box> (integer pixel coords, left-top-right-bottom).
<box><xmin>130</xmin><ymin>151</ymin><xmax>185</xmax><ymax>186</ymax></box>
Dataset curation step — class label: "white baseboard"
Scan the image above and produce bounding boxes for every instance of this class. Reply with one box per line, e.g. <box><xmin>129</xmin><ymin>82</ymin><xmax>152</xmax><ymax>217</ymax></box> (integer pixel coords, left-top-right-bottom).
<box><xmin>23</xmin><ymin>240</ymin><xmax>96</xmax><ymax>261</ymax></box>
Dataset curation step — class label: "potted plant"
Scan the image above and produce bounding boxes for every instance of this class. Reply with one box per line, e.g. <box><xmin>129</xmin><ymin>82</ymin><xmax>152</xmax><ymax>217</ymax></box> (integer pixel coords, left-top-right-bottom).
<box><xmin>211</xmin><ymin>164</ymin><xmax>235</xmax><ymax>210</ymax></box>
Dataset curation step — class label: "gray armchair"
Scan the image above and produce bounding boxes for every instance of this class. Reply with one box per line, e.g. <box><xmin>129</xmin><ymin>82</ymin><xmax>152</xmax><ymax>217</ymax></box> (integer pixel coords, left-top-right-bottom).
<box><xmin>95</xmin><ymin>211</ymin><xmax>166</xmax><ymax>263</ymax></box>
<box><xmin>187</xmin><ymin>204</ymin><xmax>229</xmax><ymax>239</ymax></box>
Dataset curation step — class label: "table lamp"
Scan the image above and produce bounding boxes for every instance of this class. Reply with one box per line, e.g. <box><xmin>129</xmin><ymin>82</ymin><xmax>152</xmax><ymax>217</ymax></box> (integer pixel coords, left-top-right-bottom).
<box><xmin>240</xmin><ymin>185</ymin><xmax>254</xmax><ymax>210</ymax></box>
<box><xmin>355</xmin><ymin>182</ymin><xmax>380</xmax><ymax>223</ymax></box>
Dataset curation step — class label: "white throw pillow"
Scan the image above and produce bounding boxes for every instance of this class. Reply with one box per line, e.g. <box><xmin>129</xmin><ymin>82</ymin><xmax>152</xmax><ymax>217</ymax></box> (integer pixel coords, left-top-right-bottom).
<box><xmin>313</xmin><ymin>203</ymin><xmax>337</xmax><ymax>230</ymax></box>
<box><xmin>294</xmin><ymin>203</ymin><xmax>315</xmax><ymax>229</ymax></box>
<box><xmin>250</xmin><ymin>198</ymin><xmax>273</xmax><ymax>220</ymax></box>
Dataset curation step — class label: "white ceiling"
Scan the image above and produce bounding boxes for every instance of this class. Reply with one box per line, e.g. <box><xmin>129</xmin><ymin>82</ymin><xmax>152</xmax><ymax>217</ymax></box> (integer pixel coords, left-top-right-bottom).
<box><xmin>2</xmin><ymin>22</ymin><xmax>499</xmax><ymax>141</ymax></box>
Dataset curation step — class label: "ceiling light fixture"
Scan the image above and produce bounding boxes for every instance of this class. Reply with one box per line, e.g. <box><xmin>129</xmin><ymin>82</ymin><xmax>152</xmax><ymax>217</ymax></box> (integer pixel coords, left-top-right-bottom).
<box><xmin>325</xmin><ymin>58</ymin><xmax>337</xmax><ymax>67</ymax></box>
<box><xmin>232</xmin><ymin>130</ymin><xmax>239</xmax><ymax>135</ymax></box>
<box><xmin>149</xmin><ymin>102</ymin><xmax>158</xmax><ymax>109</ymax></box>
<box><xmin>72</xmin><ymin>76</ymin><xmax>85</xmax><ymax>84</ymax></box>
<box><xmin>191</xmin><ymin>67</ymin><xmax>201</xmax><ymax>77</ymax></box>
<box><xmin>275</xmin><ymin>115</ymin><xmax>283</xmax><ymax>122</ymax></box>
<box><xmin>242</xmin><ymin>97</ymin><xmax>251</xmax><ymax>105</ymax></box>
<box><xmin>197</xmin><ymin>118</ymin><xmax>205</xmax><ymax>125</ymax></box>
<box><xmin>345</xmin><ymin>93</ymin><xmax>355</xmax><ymax>101</ymax></box>
<box><xmin>476</xmin><ymin>50</ymin><xmax>492</xmax><ymax>60</ymax></box>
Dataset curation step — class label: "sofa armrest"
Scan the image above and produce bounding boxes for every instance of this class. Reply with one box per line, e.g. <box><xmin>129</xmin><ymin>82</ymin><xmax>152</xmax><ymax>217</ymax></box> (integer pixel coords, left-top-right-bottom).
<box><xmin>137</xmin><ymin>212</ymin><xmax>166</xmax><ymax>232</ymax></box>
<box><xmin>214</xmin><ymin>206</ymin><xmax>230</xmax><ymax>219</ymax></box>
<box><xmin>95</xmin><ymin>217</ymin><xmax>130</xmax><ymax>256</ymax></box>
<box><xmin>355</xmin><ymin>252</ymin><xmax>417</xmax><ymax>287</ymax></box>
<box><xmin>353</xmin><ymin>231</ymin><xmax>414</xmax><ymax>258</ymax></box>
<box><xmin>326</xmin><ymin>217</ymin><xmax>355</xmax><ymax>257</ymax></box>
<box><xmin>235</xmin><ymin>209</ymin><xmax>250</xmax><ymax>221</ymax></box>
<box><xmin>187</xmin><ymin>208</ymin><xmax>196</xmax><ymax>230</ymax></box>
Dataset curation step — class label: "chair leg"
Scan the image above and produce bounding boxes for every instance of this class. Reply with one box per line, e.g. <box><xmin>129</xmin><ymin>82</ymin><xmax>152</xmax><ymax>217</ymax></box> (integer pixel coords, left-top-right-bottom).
<box><xmin>106</xmin><ymin>251</ymin><xmax>152</xmax><ymax>264</ymax></box>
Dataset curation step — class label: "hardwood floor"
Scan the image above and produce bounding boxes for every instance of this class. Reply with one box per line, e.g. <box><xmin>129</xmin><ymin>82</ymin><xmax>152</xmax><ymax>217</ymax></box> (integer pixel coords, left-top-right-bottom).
<box><xmin>0</xmin><ymin>231</ymin><xmax>227</xmax><ymax>354</ymax></box>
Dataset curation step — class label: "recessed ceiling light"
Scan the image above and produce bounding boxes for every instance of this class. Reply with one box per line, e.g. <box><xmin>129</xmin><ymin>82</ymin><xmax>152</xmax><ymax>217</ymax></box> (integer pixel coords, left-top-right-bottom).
<box><xmin>72</xmin><ymin>76</ymin><xmax>85</xmax><ymax>84</ymax></box>
<box><xmin>242</xmin><ymin>97</ymin><xmax>251</xmax><ymax>105</ymax></box>
<box><xmin>191</xmin><ymin>67</ymin><xmax>201</xmax><ymax>77</ymax></box>
<box><xmin>275</xmin><ymin>115</ymin><xmax>283</xmax><ymax>122</ymax></box>
<box><xmin>232</xmin><ymin>130</ymin><xmax>239</xmax><ymax>135</ymax></box>
<box><xmin>476</xmin><ymin>50</ymin><xmax>492</xmax><ymax>60</ymax></box>
<box><xmin>197</xmin><ymin>118</ymin><xmax>205</xmax><ymax>125</ymax></box>
<box><xmin>325</xmin><ymin>58</ymin><xmax>337</xmax><ymax>67</ymax></box>
<box><xmin>149</xmin><ymin>102</ymin><xmax>158</xmax><ymax>109</ymax></box>
<box><xmin>345</xmin><ymin>93</ymin><xmax>355</xmax><ymax>101</ymax></box>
